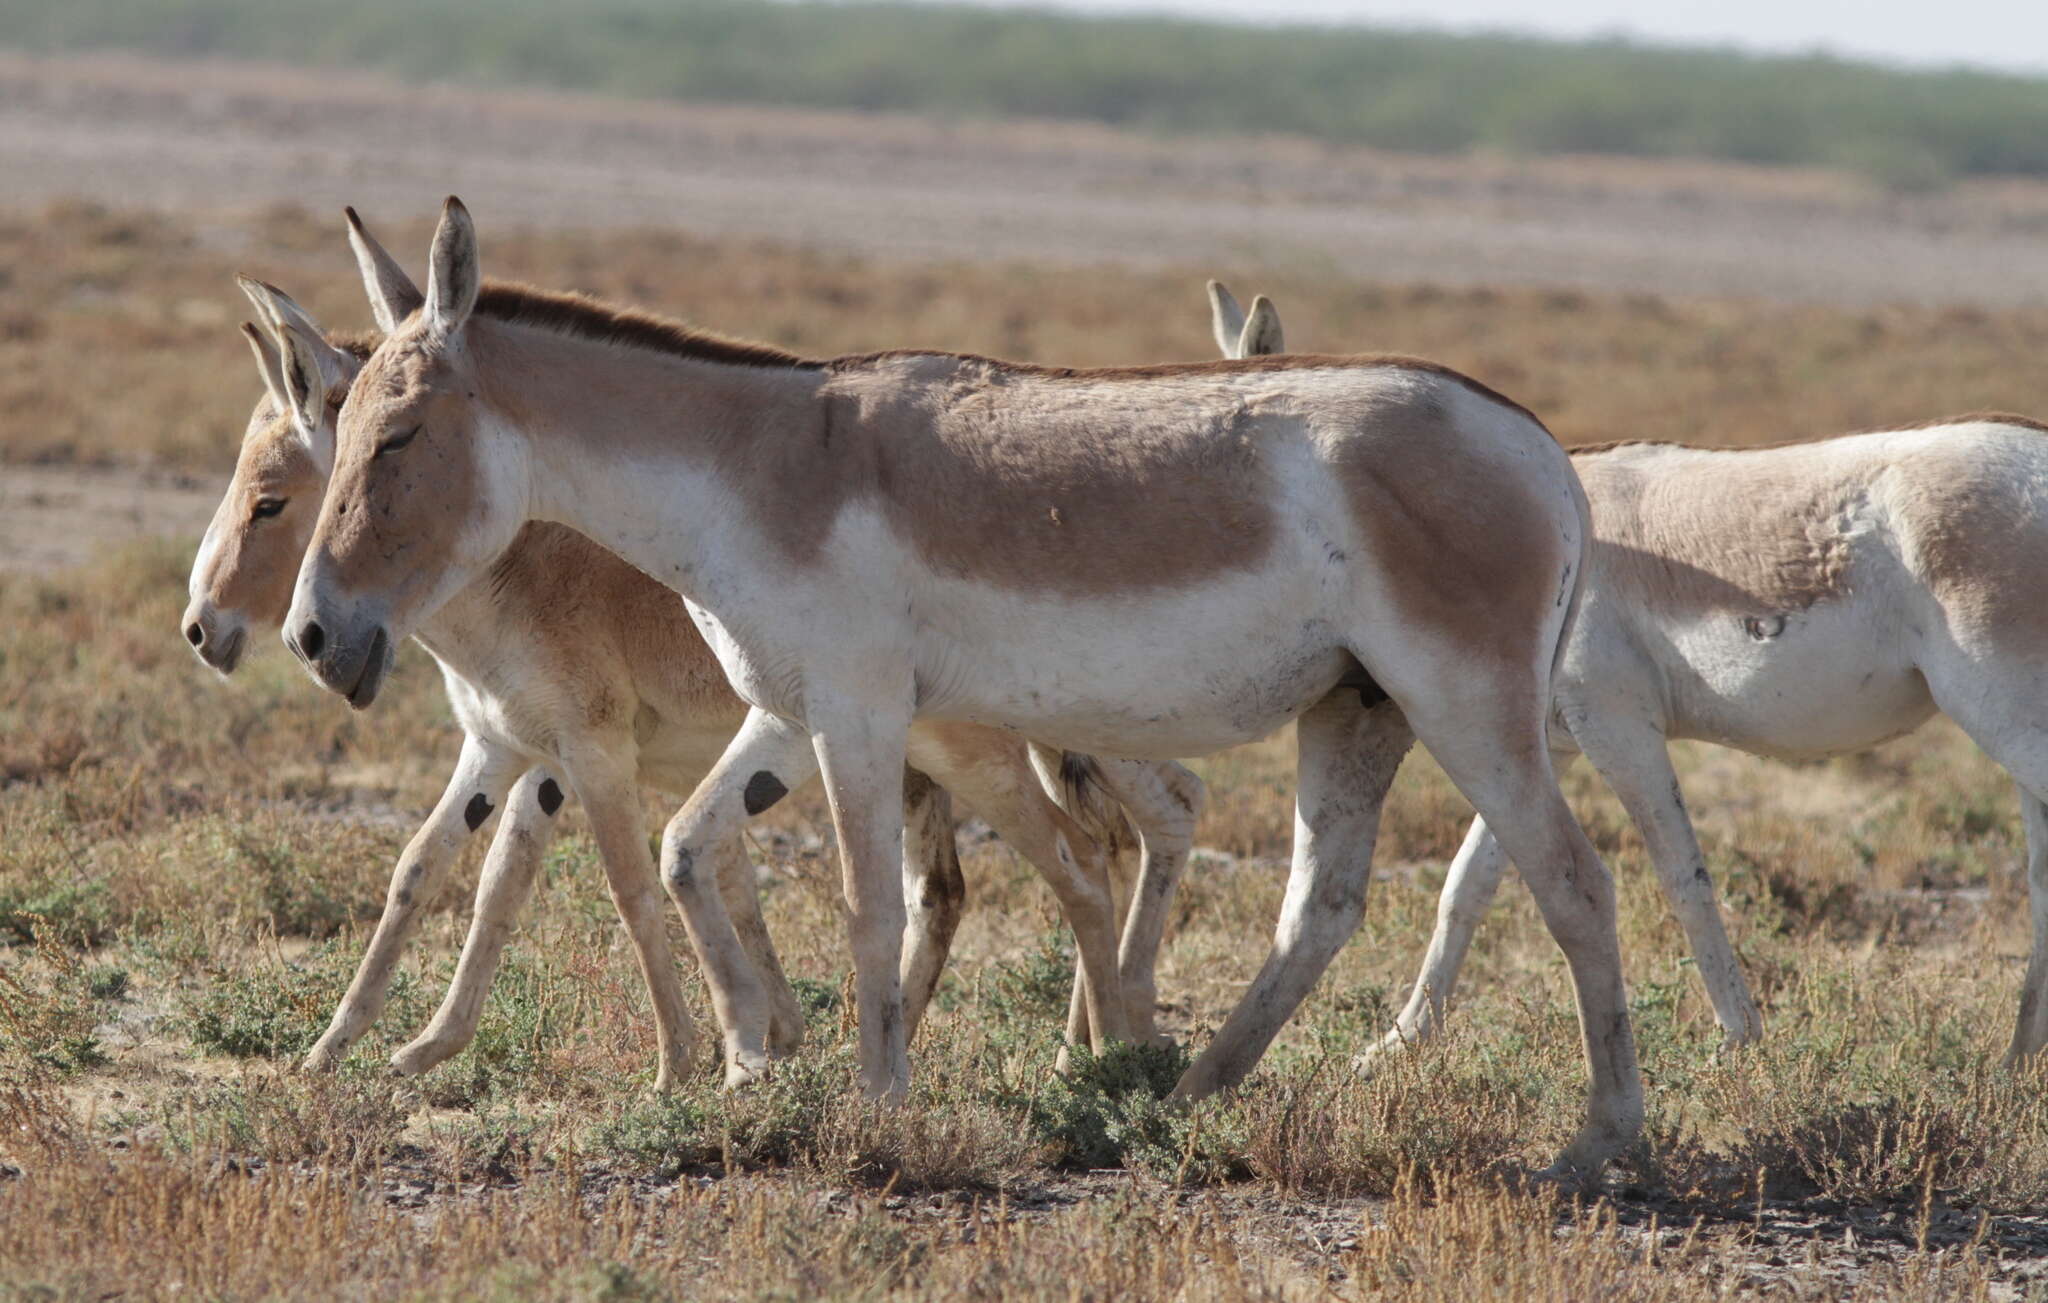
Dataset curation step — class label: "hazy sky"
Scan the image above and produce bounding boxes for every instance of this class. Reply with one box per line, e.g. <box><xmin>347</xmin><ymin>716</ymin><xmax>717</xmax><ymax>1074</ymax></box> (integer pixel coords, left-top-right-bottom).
<box><xmin>936</xmin><ymin>0</ymin><xmax>2048</xmax><ymax>74</ymax></box>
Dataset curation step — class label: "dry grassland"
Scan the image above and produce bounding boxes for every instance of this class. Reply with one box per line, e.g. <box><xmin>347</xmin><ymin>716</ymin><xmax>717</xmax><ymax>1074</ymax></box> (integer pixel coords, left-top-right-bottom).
<box><xmin>6</xmin><ymin>202</ymin><xmax>2048</xmax><ymax>1297</ymax></box>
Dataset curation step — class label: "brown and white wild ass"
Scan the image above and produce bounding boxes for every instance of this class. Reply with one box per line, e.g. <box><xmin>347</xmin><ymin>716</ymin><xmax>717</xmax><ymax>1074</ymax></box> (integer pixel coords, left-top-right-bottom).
<box><xmin>186</xmin><ymin>265</ymin><xmax>1202</xmax><ymax>1086</ymax></box>
<box><xmin>286</xmin><ymin>199</ymin><xmax>1643</xmax><ymax>1174</ymax></box>
<box><xmin>1217</xmin><ymin>284</ymin><xmax>2048</xmax><ymax>1069</ymax></box>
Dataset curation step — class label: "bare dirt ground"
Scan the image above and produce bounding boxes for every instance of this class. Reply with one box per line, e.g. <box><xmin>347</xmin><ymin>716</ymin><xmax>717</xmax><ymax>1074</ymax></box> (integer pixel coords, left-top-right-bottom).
<box><xmin>0</xmin><ymin>463</ymin><xmax>216</xmax><ymax>574</ymax></box>
<box><xmin>6</xmin><ymin>48</ymin><xmax>2048</xmax><ymax>311</ymax></box>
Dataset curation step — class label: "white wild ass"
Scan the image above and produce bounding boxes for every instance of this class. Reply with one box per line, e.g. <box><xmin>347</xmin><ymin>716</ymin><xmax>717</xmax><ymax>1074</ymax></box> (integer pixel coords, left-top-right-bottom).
<box><xmin>1216</xmin><ymin>283</ymin><xmax>2048</xmax><ymax>1068</ymax></box>
<box><xmin>188</xmin><ymin>266</ymin><xmax>1204</xmax><ymax>1086</ymax></box>
<box><xmin>286</xmin><ymin>199</ymin><xmax>1644</xmax><ymax>1173</ymax></box>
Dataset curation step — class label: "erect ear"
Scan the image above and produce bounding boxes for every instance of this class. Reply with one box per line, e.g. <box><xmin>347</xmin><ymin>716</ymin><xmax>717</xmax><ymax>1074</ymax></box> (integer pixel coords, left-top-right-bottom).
<box><xmin>1238</xmin><ymin>295</ymin><xmax>1285</xmax><ymax>358</ymax></box>
<box><xmin>424</xmin><ymin>195</ymin><xmax>480</xmax><ymax>342</ymax></box>
<box><xmin>345</xmin><ymin>206</ymin><xmax>423</xmax><ymax>334</ymax></box>
<box><xmin>1208</xmin><ymin>279</ymin><xmax>1248</xmax><ymax>359</ymax></box>
<box><xmin>237</xmin><ymin>276</ymin><xmax>353</xmax><ymax>470</ymax></box>
<box><xmin>240</xmin><ymin>320</ymin><xmax>290</xmax><ymax>416</ymax></box>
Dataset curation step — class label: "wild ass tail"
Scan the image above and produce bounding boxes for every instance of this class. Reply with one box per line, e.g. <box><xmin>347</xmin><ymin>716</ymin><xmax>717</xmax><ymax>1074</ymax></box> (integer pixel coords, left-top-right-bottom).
<box><xmin>1026</xmin><ymin>743</ymin><xmax>1138</xmax><ymax>856</ymax></box>
<box><xmin>1549</xmin><ymin>461</ymin><xmax>1597</xmax><ymax>699</ymax></box>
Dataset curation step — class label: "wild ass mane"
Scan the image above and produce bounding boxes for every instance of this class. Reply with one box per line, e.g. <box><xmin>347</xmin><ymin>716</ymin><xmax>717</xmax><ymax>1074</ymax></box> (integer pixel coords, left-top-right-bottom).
<box><xmin>461</xmin><ymin>280</ymin><xmax>1549</xmax><ymax>432</ymax></box>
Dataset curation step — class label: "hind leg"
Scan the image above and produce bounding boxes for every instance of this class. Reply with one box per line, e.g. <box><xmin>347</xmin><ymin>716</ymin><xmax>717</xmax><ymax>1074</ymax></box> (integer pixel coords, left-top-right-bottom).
<box><xmin>1409</xmin><ymin>689</ymin><xmax>1642</xmax><ymax>1176</ymax></box>
<box><xmin>1055</xmin><ymin>757</ymin><xmax>1205</xmax><ymax>1049</ymax></box>
<box><xmin>898</xmin><ymin>770</ymin><xmax>967</xmax><ymax>1041</ymax></box>
<box><xmin>1355</xmin><ymin>812</ymin><xmax>1512</xmax><ymax>1072</ymax></box>
<box><xmin>2008</xmin><ymin>789</ymin><xmax>2048</xmax><ymax>1065</ymax></box>
<box><xmin>911</xmin><ymin>731</ymin><xmax>1128</xmax><ymax>1052</ymax></box>
<box><xmin>1913</xmin><ymin>675</ymin><xmax>2048</xmax><ymax>1066</ymax></box>
<box><xmin>1173</xmin><ymin>690</ymin><xmax>1412</xmax><ymax>1098</ymax></box>
<box><xmin>714</xmin><ymin>835</ymin><xmax>808</xmax><ymax>1058</ymax></box>
<box><xmin>1908</xmin><ymin>667</ymin><xmax>2048</xmax><ymax>1065</ymax></box>
<box><xmin>1574</xmin><ymin>725</ymin><xmax>1762</xmax><ymax>1051</ymax></box>
<box><xmin>1092</xmin><ymin>759</ymin><xmax>1204</xmax><ymax>1045</ymax></box>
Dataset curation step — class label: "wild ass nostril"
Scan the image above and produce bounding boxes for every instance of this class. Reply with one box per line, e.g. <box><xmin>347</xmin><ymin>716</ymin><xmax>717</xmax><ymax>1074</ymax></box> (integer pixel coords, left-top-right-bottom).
<box><xmin>185</xmin><ymin>622</ymin><xmax>204</xmax><ymax>647</ymax></box>
<box><xmin>299</xmin><ymin>621</ymin><xmax>326</xmax><ymax>660</ymax></box>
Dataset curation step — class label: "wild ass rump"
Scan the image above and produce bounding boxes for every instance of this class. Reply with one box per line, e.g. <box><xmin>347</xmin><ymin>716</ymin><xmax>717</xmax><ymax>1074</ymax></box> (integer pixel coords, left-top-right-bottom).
<box><xmin>1212</xmin><ymin>283</ymin><xmax>2048</xmax><ymax>1070</ymax></box>
<box><xmin>286</xmin><ymin>199</ymin><xmax>1642</xmax><ymax>1175</ymax></box>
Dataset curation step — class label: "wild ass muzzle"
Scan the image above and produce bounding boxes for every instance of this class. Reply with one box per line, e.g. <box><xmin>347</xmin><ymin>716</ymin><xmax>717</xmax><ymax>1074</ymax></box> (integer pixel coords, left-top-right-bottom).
<box><xmin>287</xmin><ymin>198</ymin><xmax>1642</xmax><ymax>1175</ymax></box>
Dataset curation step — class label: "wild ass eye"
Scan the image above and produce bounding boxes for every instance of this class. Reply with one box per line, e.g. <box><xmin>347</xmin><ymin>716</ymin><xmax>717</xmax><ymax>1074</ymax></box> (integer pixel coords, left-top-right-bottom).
<box><xmin>375</xmin><ymin>425</ymin><xmax>419</xmax><ymax>457</ymax></box>
<box><xmin>250</xmin><ymin>497</ymin><xmax>287</xmax><ymax>521</ymax></box>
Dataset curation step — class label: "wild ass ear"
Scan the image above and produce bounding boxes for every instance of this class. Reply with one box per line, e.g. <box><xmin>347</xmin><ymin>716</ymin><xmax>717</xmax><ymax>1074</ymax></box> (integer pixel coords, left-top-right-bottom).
<box><xmin>344</xmin><ymin>206</ymin><xmax>423</xmax><ymax>334</ymax></box>
<box><xmin>1208</xmin><ymin>280</ymin><xmax>1248</xmax><ymax>358</ymax></box>
<box><xmin>1238</xmin><ymin>295</ymin><xmax>1285</xmax><ymax>357</ymax></box>
<box><xmin>424</xmin><ymin>196</ymin><xmax>480</xmax><ymax>342</ymax></box>
<box><xmin>239</xmin><ymin>320</ymin><xmax>291</xmax><ymax>417</ymax></box>
<box><xmin>237</xmin><ymin>276</ymin><xmax>351</xmax><ymax>470</ymax></box>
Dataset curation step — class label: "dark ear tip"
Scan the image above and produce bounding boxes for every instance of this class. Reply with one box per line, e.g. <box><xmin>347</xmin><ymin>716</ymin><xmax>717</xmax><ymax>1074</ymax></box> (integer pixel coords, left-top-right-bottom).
<box><xmin>239</xmin><ymin>320</ymin><xmax>261</xmax><ymax>340</ymax></box>
<box><xmin>344</xmin><ymin>205</ymin><xmax>363</xmax><ymax>229</ymax></box>
<box><xmin>444</xmin><ymin>194</ymin><xmax>468</xmax><ymax>216</ymax></box>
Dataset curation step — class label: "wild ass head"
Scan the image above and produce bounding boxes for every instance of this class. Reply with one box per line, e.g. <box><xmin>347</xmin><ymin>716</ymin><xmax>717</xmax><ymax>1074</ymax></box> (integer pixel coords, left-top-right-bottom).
<box><xmin>287</xmin><ymin>199</ymin><xmax>527</xmax><ymax>708</ymax></box>
<box><xmin>183</xmin><ymin>279</ymin><xmax>363</xmax><ymax>675</ymax></box>
<box><xmin>1206</xmin><ymin>280</ymin><xmax>1283</xmax><ymax>360</ymax></box>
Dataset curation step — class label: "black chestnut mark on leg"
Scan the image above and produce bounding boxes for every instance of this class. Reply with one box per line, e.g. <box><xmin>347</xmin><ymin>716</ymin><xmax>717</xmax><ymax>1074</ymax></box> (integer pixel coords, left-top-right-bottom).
<box><xmin>464</xmin><ymin>793</ymin><xmax>494</xmax><ymax>832</ymax></box>
<box><xmin>743</xmin><ymin>770</ymin><xmax>789</xmax><ymax>816</ymax></box>
<box><xmin>537</xmin><ymin>779</ymin><xmax>564</xmax><ymax>816</ymax></box>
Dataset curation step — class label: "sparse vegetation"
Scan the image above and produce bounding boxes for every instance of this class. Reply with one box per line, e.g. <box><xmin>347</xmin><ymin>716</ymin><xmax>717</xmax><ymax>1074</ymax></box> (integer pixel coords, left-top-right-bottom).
<box><xmin>10</xmin><ymin>0</ymin><xmax>2048</xmax><ymax>188</ymax></box>
<box><xmin>7</xmin><ymin>203</ymin><xmax>2048</xmax><ymax>1294</ymax></box>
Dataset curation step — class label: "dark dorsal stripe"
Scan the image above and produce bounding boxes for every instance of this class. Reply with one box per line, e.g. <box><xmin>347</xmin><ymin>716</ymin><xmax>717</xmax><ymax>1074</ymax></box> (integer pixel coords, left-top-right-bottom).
<box><xmin>466</xmin><ymin>280</ymin><xmax>1547</xmax><ymax>434</ymax></box>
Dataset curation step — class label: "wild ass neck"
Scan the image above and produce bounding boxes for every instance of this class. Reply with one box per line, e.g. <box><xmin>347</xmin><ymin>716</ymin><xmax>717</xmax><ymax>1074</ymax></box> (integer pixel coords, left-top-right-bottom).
<box><xmin>474</xmin><ymin>317</ymin><xmax>834</xmax><ymax>610</ymax></box>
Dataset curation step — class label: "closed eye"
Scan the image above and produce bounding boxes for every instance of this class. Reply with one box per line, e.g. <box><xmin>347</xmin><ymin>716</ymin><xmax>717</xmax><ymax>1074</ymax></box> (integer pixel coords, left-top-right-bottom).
<box><xmin>375</xmin><ymin>425</ymin><xmax>420</xmax><ymax>457</ymax></box>
<box><xmin>250</xmin><ymin>497</ymin><xmax>287</xmax><ymax>521</ymax></box>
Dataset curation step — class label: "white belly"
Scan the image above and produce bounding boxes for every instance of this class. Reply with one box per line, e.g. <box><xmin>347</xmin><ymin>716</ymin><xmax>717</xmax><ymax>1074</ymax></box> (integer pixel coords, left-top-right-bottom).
<box><xmin>1659</xmin><ymin>598</ymin><xmax>1937</xmax><ymax>761</ymax></box>
<box><xmin>911</xmin><ymin>560</ymin><xmax>1356</xmax><ymax>758</ymax></box>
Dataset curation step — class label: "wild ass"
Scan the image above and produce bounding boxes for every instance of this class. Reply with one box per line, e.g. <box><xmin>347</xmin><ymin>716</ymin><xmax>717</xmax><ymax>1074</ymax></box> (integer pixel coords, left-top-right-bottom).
<box><xmin>1216</xmin><ymin>283</ymin><xmax>2048</xmax><ymax>1068</ymax></box>
<box><xmin>287</xmin><ymin>199</ymin><xmax>1643</xmax><ymax>1174</ymax></box>
<box><xmin>187</xmin><ymin>271</ymin><xmax>1203</xmax><ymax>1086</ymax></box>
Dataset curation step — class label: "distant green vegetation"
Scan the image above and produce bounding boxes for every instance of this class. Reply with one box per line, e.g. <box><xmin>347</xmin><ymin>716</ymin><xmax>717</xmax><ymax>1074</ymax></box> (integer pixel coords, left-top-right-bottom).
<box><xmin>8</xmin><ymin>0</ymin><xmax>2048</xmax><ymax>186</ymax></box>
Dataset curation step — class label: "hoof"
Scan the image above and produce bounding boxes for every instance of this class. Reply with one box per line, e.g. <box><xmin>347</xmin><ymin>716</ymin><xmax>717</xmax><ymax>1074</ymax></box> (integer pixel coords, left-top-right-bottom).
<box><xmin>300</xmin><ymin>1042</ymin><xmax>346</xmax><ymax>1074</ymax></box>
<box><xmin>1350</xmin><ymin>1029</ymin><xmax>1420</xmax><ymax>1078</ymax></box>
<box><xmin>767</xmin><ymin>1020</ymin><xmax>806</xmax><ymax>1060</ymax></box>
<box><xmin>390</xmin><ymin>1036</ymin><xmax>461</xmax><ymax>1077</ymax></box>
<box><xmin>721</xmin><ymin>1056</ymin><xmax>770</xmax><ymax>1091</ymax></box>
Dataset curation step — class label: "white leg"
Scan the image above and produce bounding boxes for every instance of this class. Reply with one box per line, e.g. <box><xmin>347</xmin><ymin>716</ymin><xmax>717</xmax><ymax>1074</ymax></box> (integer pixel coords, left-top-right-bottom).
<box><xmin>715</xmin><ymin>835</ymin><xmax>808</xmax><ymax>1058</ymax></box>
<box><xmin>660</xmin><ymin>707</ymin><xmax>819</xmax><ymax>1087</ymax></box>
<box><xmin>302</xmin><ymin>735</ymin><xmax>524</xmax><ymax>1072</ymax></box>
<box><xmin>1579</xmin><ymin>727</ymin><xmax>1762</xmax><ymax>1050</ymax></box>
<box><xmin>390</xmin><ymin>768</ymin><xmax>559</xmax><ymax>1076</ymax></box>
<box><xmin>2010</xmin><ymin>788</ymin><xmax>2048</xmax><ymax>1064</ymax></box>
<box><xmin>1091</xmin><ymin>758</ymin><xmax>1203</xmax><ymax>1044</ymax></box>
<box><xmin>569</xmin><ymin>748</ymin><xmax>701</xmax><ymax>1091</ymax></box>
<box><xmin>1902</xmin><ymin>679</ymin><xmax>2048</xmax><ymax>1066</ymax></box>
<box><xmin>1174</xmin><ymin>691</ymin><xmax>1413</xmax><ymax>1097</ymax></box>
<box><xmin>1356</xmin><ymin>812</ymin><xmax>1511</xmax><ymax>1071</ymax></box>
<box><xmin>1416</xmin><ymin>705</ymin><xmax>1643</xmax><ymax>1177</ymax></box>
<box><xmin>810</xmin><ymin>706</ymin><xmax>915</xmax><ymax>1102</ymax></box>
